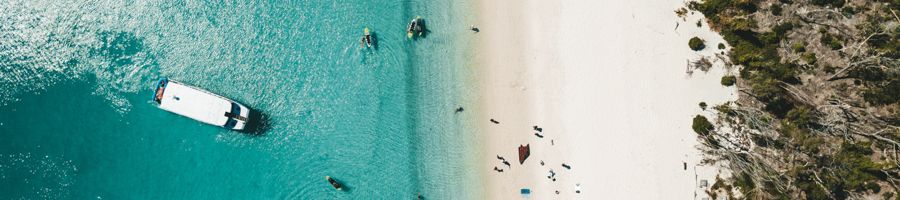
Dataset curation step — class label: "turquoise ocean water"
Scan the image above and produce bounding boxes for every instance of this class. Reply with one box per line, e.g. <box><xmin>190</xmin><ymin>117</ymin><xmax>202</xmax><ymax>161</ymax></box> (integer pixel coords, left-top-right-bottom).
<box><xmin>0</xmin><ymin>0</ymin><xmax>481</xmax><ymax>199</ymax></box>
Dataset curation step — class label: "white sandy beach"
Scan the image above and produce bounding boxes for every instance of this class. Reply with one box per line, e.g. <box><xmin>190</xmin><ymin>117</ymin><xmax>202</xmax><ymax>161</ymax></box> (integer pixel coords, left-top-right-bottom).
<box><xmin>473</xmin><ymin>0</ymin><xmax>737</xmax><ymax>199</ymax></box>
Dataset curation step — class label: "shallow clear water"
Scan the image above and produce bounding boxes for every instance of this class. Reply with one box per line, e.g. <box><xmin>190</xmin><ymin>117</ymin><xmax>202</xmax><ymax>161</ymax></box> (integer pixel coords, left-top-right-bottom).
<box><xmin>0</xmin><ymin>0</ymin><xmax>479</xmax><ymax>199</ymax></box>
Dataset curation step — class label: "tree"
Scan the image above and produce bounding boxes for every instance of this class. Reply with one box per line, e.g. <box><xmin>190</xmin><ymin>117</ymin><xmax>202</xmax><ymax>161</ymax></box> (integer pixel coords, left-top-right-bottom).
<box><xmin>690</xmin><ymin>37</ymin><xmax>706</xmax><ymax>51</ymax></box>
<box><xmin>721</xmin><ymin>75</ymin><xmax>737</xmax><ymax>86</ymax></box>
<box><xmin>692</xmin><ymin>115</ymin><xmax>714</xmax><ymax>135</ymax></box>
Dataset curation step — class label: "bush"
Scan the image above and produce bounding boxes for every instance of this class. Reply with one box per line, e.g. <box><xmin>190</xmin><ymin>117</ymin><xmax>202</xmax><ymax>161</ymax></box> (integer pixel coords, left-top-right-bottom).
<box><xmin>821</xmin><ymin>34</ymin><xmax>843</xmax><ymax>50</ymax></box>
<box><xmin>692</xmin><ymin>115</ymin><xmax>714</xmax><ymax>135</ymax></box>
<box><xmin>811</xmin><ymin>0</ymin><xmax>845</xmax><ymax>8</ymax></box>
<box><xmin>718</xmin><ymin>43</ymin><xmax>726</xmax><ymax>49</ymax></box>
<box><xmin>770</xmin><ymin>4</ymin><xmax>783</xmax><ymax>16</ymax></box>
<box><xmin>699</xmin><ymin>102</ymin><xmax>708</xmax><ymax>110</ymax></box>
<box><xmin>863</xmin><ymin>80</ymin><xmax>900</xmax><ymax>105</ymax></box>
<box><xmin>791</xmin><ymin>41</ymin><xmax>807</xmax><ymax>52</ymax></box>
<box><xmin>689</xmin><ymin>37</ymin><xmax>706</xmax><ymax>51</ymax></box>
<box><xmin>802</xmin><ymin>52</ymin><xmax>817</xmax><ymax>64</ymax></box>
<box><xmin>785</xmin><ymin>106</ymin><xmax>814</xmax><ymax>127</ymax></box>
<box><xmin>721</xmin><ymin>75</ymin><xmax>737</xmax><ymax>86</ymax></box>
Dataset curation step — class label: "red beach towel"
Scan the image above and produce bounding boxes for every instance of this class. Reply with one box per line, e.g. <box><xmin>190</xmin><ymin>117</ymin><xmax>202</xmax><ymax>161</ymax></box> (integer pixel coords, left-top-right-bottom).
<box><xmin>518</xmin><ymin>144</ymin><xmax>530</xmax><ymax>164</ymax></box>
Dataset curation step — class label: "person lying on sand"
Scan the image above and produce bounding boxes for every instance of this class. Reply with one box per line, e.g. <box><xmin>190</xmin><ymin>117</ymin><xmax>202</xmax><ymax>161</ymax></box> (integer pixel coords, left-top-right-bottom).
<box><xmin>562</xmin><ymin>163</ymin><xmax>571</xmax><ymax>170</ymax></box>
<box><xmin>490</xmin><ymin>119</ymin><xmax>499</xmax><ymax>124</ymax></box>
<box><xmin>493</xmin><ymin>166</ymin><xmax>504</xmax><ymax>172</ymax></box>
<box><xmin>534</xmin><ymin>133</ymin><xmax>544</xmax><ymax>138</ymax></box>
<box><xmin>502</xmin><ymin>160</ymin><xmax>511</xmax><ymax>168</ymax></box>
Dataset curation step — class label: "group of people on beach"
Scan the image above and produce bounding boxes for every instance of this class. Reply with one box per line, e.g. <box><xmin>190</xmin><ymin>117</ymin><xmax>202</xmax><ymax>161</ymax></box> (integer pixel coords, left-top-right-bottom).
<box><xmin>488</xmin><ymin>118</ymin><xmax>582</xmax><ymax>196</ymax></box>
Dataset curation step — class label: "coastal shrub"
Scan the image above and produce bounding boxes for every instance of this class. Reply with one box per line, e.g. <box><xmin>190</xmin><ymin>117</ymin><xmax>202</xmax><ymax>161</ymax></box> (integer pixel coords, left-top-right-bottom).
<box><xmin>848</xmin><ymin>67</ymin><xmax>886</xmax><ymax>82</ymax></box>
<box><xmin>782</xmin><ymin>122</ymin><xmax>823</xmax><ymax>154</ymax></box>
<box><xmin>699</xmin><ymin>102</ymin><xmax>708</xmax><ymax>110</ymax></box>
<box><xmin>785</xmin><ymin>106</ymin><xmax>814</xmax><ymax>127</ymax></box>
<box><xmin>830</xmin><ymin>142</ymin><xmax>882</xmax><ymax>194</ymax></box>
<box><xmin>770</xmin><ymin>4</ymin><xmax>783</xmax><ymax>16</ymax></box>
<box><xmin>721</xmin><ymin>75</ymin><xmax>737</xmax><ymax>86</ymax></box>
<box><xmin>820</xmin><ymin>33</ymin><xmax>843</xmax><ymax>50</ymax></box>
<box><xmin>866</xmin><ymin>31</ymin><xmax>900</xmax><ymax>59</ymax></box>
<box><xmin>863</xmin><ymin>80</ymin><xmax>900</xmax><ymax>105</ymax></box>
<box><xmin>732</xmin><ymin>172</ymin><xmax>757</xmax><ymax>198</ymax></box>
<box><xmin>801</xmin><ymin>52</ymin><xmax>817</xmax><ymax>64</ymax></box>
<box><xmin>796</xmin><ymin>169</ymin><xmax>831</xmax><ymax>199</ymax></box>
<box><xmin>791</xmin><ymin>41</ymin><xmax>807</xmax><ymax>52</ymax></box>
<box><xmin>811</xmin><ymin>0</ymin><xmax>845</xmax><ymax>8</ymax></box>
<box><xmin>689</xmin><ymin>37</ymin><xmax>706</xmax><ymax>51</ymax></box>
<box><xmin>841</xmin><ymin>6</ymin><xmax>857</xmax><ymax>17</ymax></box>
<box><xmin>692</xmin><ymin>115</ymin><xmax>714</xmax><ymax>136</ymax></box>
<box><xmin>718</xmin><ymin>43</ymin><xmax>726</xmax><ymax>49</ymax></box>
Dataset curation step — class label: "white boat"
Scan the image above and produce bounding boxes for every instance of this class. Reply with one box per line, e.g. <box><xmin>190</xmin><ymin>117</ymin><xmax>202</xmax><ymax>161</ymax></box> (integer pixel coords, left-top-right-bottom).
<box><xmin>153</xmin><ymin>78</ymin><xmax>251</xmax><ymax>130</ymax></box>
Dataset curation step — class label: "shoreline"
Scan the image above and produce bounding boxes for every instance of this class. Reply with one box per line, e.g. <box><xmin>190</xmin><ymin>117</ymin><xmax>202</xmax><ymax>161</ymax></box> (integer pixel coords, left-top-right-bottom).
<box><xmin>472</xmin><ymin>0</ymin><xmax>737</xmax><ymax>198</ymax></box>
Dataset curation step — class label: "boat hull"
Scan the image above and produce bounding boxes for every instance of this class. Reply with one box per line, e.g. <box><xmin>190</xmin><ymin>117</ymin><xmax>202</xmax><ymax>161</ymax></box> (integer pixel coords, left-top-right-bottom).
<box><xmin>154</xmin><ymin>78</ymin><xmax>251</xmax><ymax>131</ymax></box>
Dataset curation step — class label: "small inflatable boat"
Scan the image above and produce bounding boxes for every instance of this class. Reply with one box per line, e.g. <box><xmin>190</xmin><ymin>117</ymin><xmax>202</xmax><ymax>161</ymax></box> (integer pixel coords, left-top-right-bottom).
<box><xmin>325</xmin><ymin>176</ymin><xmax>343</xmax><ymax>190</ymax></box>
<box><xmin>407</xmin><ymin>16</ymin><xmax>423</xmax><ymax>39</ymax></box>
<box><xmin>361</xmin><ymin>27</ymin><xmax>373</xmax><ymax>48</ymax></box>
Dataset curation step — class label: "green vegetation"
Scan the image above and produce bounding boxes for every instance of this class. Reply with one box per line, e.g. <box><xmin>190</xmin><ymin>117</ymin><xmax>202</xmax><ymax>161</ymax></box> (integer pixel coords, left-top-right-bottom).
<box><xmin>699</xmin><ymin>102</ymin><xmax>708</xmax><ymax>110</ymax></box>
<box><xmin>692</xmin><ymin>115</ymin><xmax>714</xmax><ymax>136</ymax></box>
<box><xmin>687</xmin><ymin>0</ymin><xmax>900</xmax><ymax>198</ymax></box>
<box><xmin>811</xmin><ymin>0</ymin><xmax>845</xmax><ymax>8</ymax></box>
<box><xmin>689</xmin><ymin>37</ymin><xmax>706</xmax><ymax>51</ymax></box>
<box><xmin>791</xmin><ymin>41</ymin><xmax>807</xmax><ymax>52</ymax></box>
<box><xmin>820</xmin><ymin>33</ymin><xmax>843</xmax><ymax>50</ymax></box>
<box><xmin>721</xmin><ymin>75</ymin><xmax>737</xmax><ymax>86</ymax></box>
<box><xmin>801</xmin><ymin>52</ymin><xmax>817</xmax><ymax>64</ymax></box>
<box><xmin>770</xmin><ymin>4</ymin><xmax>783</xmax><ymax>16</ymax></box>
<box><xmin>863</xmin><ymin>80</ymin><xmax>900</xmax><ymax>105</ymax></box>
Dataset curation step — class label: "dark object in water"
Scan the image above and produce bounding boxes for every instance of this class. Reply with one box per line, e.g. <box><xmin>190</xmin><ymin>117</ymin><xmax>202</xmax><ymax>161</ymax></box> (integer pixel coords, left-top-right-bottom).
<box><xmin>361</xmin><ymin>27</ymin><xmax>373</xmax><ymax>48</ymax></box>
<box><xmin>518</xmin><ymin>144</ymin><xmax>530</xmax><ymax>164</ymax></box>
<box><xmin>562</xmin><ymin>163</ymin><xmax>571</xmax><ymax>170</ymax></box>
<box><xmin>490</xmin><ymin>119</ymin><xmax>500</xmax><ymax>124</ymax></box>
<box><xmin>534</xmin><ymin>133</ymin><xmax>544</xmax><ymax>138</ymax></box>
<box><xmin>455</xmin><ymin>107</ymin><xmax>464</xmax><ymax>113</ymax></box>
<box><xmin>407</xmin><ymin>16</ymin><xmax>424</xmax><ymax>39</ymax></box>
<box><xmin>325</xmin><ymin>176</ymin><xmax>343</xmax><ymax>190</ymax></box>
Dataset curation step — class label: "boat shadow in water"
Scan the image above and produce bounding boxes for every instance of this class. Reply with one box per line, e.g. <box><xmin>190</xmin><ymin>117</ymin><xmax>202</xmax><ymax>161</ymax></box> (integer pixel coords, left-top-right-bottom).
<box><xmin>370</xmin><ymin>31</ymin><xmax>379</xmax><ymax>50</ymax></box>
<box><xmin>241</xmin><ymin>110</ymin><xmax>271</xmax><ymax>136</ymax></box>
<box><xmin>416</xmin><ymin>19</ymin><xmax>431</xmax><ymax>40</ymax></box>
